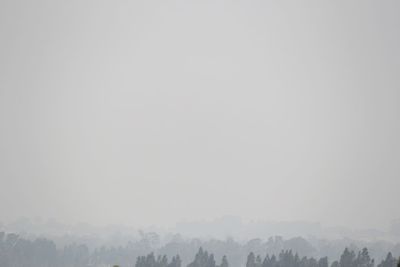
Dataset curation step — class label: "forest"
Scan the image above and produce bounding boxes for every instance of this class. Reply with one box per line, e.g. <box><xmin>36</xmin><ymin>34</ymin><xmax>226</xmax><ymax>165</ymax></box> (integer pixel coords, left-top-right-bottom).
<box><xmin>0</xmin><ymin>232</ymin><xmax>399</xmax><ymax>267</ymax></box>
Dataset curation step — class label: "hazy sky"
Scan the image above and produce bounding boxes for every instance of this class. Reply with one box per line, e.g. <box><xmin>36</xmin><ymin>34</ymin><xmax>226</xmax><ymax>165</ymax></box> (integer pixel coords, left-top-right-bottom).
<box><xmin>1</xmin><ymin>0</ymin><xmax>399</xmax><ymax>230</ymax></box>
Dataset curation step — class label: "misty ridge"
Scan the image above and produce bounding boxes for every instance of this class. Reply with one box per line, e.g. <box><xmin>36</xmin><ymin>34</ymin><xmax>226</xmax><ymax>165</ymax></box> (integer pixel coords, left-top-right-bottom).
<box><xmin>1</xmin><ymin>217</ymin><xmax>400</xmax><ymax>267</ymax></box>
<box><xmin>3</xmin><ymin>217</ymin><xmax>400</xmax><ymax>246</ymax></box>
<box><xmin>1</xmin><ymin>229</ymin><xmax>400</xmax><ymax>267</ymax></box>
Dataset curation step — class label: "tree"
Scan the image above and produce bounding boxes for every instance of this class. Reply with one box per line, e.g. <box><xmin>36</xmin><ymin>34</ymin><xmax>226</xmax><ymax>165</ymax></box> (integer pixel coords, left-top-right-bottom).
<box><xmin>377</xmin><ymin>253</ymin><xmax>396</xmax><ymax>267</ymax></box>
<box><xmin>168</xmin><ymin>255</ymin><xmax>181</xmax><ymax>267</ymax></box>
<box><xmin>355</xmin><ymin>248</ymin><xmax>373</xmax><ymax>267</ymax></box>
<box><xmin>340</xmin><ymin>248</ymin><xmax>356</xmax><ymax>267</ymax></box>
<box><xmin>220</xmin><ymin>255</ymin><xmax>229</xmax><ymax>267</ymax></box>
<box><xmin>319</xmin><ymin>257</ymin><xmax>329</xmax><ymax>267</ymax></box>
<box><xmin>247</xmin><ymin>252</ymin><xmax>256</xmax><ymax>267</ymax></box>
<box><xmin>188</xmin><ymin>248</ymin><xmax>217</xmax><ymax>267</ymax></box>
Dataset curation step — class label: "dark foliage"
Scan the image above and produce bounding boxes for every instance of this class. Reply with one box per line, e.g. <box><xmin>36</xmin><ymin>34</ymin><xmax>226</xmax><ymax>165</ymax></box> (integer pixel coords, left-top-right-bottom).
<box><xmin>0</xmin><ymin>232</ymin><xmax>399</xmax><ymax>267</ymax></box>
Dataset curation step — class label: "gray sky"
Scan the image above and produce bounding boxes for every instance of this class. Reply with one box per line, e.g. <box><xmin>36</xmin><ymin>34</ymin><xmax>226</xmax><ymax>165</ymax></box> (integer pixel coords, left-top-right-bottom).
<box><xmin>1</xmin><ymin>0</ymin><xmax>399</xmax><ymax>230</ymax></box>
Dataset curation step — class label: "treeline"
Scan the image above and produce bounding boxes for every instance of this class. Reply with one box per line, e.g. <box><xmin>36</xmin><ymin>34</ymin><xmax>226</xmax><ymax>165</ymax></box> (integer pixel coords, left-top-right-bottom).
<box><xmin>134</xmin><ymin>248</ymin><xmax>228</xmax><ymax>267</ymax></box>
<box><xmin>132</xmin><ymin>248</ymin><xmax>399</xmax><ymax>267</ymax></box>
<box><xmin>1</xmin><ymin>231</ymin><xmax>400</xmax><ymax>267</ymax></box>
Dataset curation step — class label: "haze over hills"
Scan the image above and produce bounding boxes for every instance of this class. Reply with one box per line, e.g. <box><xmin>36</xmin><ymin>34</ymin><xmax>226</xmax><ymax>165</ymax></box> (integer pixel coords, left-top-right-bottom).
<box><xmin>2</xmin><ymin>216</ymin><xmax>400</xmax><ymax>245</ymax></box>
<box><xmin>1</xmin><ymin>217</ymin><xmax>400</xmax><ymax>267</ymax></box>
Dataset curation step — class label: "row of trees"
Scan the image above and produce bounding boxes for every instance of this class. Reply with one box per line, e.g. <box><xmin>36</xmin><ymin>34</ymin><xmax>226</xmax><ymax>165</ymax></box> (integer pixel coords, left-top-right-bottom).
<box><xmin>136</xmin><ymin>253</ymin><xmax>181</xmax><ymax>267</ymax></box>
<box><xmin>1</xmin><ymin>231</ymin><xmax>400</xmax><ymax>267</ymax></box>
<box><xmin>187</xmin><ymin>247</ymin><xmax>229</xmax><ymax>267</ymax></box>
<box><xmin>132</xmin><ymin>248</ymin><xmax>399</xmax><ymax>267</ymax></box>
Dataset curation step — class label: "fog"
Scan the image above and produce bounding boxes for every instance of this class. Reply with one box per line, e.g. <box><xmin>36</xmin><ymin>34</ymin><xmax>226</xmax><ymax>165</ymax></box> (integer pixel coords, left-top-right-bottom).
<box><xmin>1</xmin><ymin>0</ymin><xmax>400</xmax><ymax>232</ymax></box>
